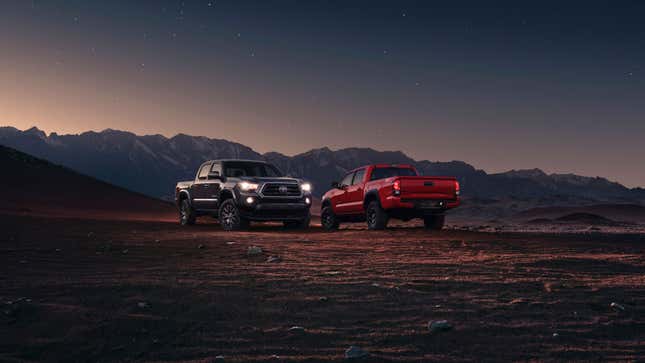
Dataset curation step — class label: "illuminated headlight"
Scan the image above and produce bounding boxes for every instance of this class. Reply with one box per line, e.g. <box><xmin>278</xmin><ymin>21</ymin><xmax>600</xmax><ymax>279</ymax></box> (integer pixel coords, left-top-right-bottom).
<box><xmin>305</xmin><ymin>197</ymin><xmax>311</xmax><ymax>204</ymax></box>
<box><xmin>300</xmin><ymin>182</ymin><xmax>312</xmax><ymax>192</ymax></box>
<box><xmin>238</xmin><ymin>181</ymin><xmax>259</xmax><ymax>191</ymax></box>
<box><xmin>245</xmin><ymin>196</ymin><xmax>255</xmax><ymax>204</ymax></box>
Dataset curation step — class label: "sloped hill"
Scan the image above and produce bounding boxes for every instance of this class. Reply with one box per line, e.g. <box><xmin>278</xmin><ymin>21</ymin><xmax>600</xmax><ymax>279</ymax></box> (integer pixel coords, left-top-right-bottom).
<box><xmin>515</xmin><ymin>204</ymin><xmax>645</xmax><ymax>224</ymax></box>
<box><xmin>0</xmin><ymin>145</ymin><xmax>176</xmax><ymax>221</ymax></box>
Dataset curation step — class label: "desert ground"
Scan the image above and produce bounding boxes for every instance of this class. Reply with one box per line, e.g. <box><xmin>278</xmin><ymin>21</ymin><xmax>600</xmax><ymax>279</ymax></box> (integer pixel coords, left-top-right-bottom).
<box><xmin>2</xmin><ymin>211</ymin><xmax>644</xmax><ymax>362</ymax></box>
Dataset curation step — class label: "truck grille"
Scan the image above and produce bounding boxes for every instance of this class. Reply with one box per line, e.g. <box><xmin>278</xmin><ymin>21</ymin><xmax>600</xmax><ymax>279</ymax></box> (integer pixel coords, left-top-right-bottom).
<box><xmin>260</xmin><ymin>183</ymin><xmax>301</xmax><ymax>197</ymax></box>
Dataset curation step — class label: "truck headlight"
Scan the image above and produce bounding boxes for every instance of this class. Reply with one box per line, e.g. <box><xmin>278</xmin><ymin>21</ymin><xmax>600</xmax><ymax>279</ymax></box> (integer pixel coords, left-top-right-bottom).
<box><xmin>238</xmin><ymin>181</ymin><xmax>259</xmax><ymax>191</ymax></box>
<box><xmin>300</xmin><ymin>182</ymin><xmax>312</xmax><ymax>192</ymax></box>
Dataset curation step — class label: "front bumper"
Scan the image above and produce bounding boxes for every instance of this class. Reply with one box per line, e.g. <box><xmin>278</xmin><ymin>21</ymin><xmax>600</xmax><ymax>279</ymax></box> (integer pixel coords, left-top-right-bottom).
<box><xmin>236</xmin><ymin>191</ymin><xmax>312</xmax><ymax>221</ymax></box>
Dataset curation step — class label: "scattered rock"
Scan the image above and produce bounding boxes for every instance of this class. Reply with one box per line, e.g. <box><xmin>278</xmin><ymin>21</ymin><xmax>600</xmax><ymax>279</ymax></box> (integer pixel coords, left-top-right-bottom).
<box><xmin>122</xmin><ymin>249</ymin><xmax>129</xmax><ymax>255</ymax></box>
<box><xmin>137</xmin><ymin>301</ymin><xmax>149</xmax><ymax>309</ymax></box>
<box><xmin>288</xmin><ymin>326</ymin><xmax>305</xmax><ymax>333</ymax></box>
<box><xmin>371</xmin><ymin>283</ymin><xmax>380</xmax><ymax>287</ymax></box>
<box><xmin>226</xmin><ymin>241</ymin><xmax>236</xmax><ymax>245</ymax></box>
<box><xmin>345</xmin><ymin>345</ymin><xmax>369</xmax><ymax>359</ymax></box>
<box><xmin>552</xmin><ymin>332</ymin><xmax>559</xmax><ymax>338</ymax></box>
<box><xmin>428</xmin><ymin>320</ymin><xmax>453</xmax><ymax>333</ymax></box>
<box><xmin>213</xmin><ymin>355</ymin><xmax>225</xmax><ymax>361</ymax></box>
<box><xmin>154</xmin><ymin>239</ymin><xmax>160</xmax><ymax>243</ymax></box>
<box><xmin>247</xmin><ymin>246</ymin><xmax>263</xmax><ymax>256</ymax></box>
<box><xmin>266</xmin><ymin>255</ymin><xmax>282</xmax><ymax>263</ymax></box>
<box><xmin>610</xmin><ymin>302</ymin><xmax>625</xmax><ymax>311</ymax></box>
<box><xmin>198</xmin><ymin>244</ymin><xmax>205</xmax><ymax>249</ymax></box>
<box><xmin>269</xmin><ymin>354</ymin><xmax>280</xmax><ymax>360</ymax></box>
<box><xmin>318</xmin><ymin>296</ymin><xmax>328</xmax><ymax>302</ymax></box>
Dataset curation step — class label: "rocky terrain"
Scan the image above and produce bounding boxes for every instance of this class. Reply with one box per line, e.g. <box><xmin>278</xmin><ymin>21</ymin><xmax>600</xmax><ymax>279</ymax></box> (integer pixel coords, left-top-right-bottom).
<box><xmin>2</xmin><ymin>214</ymin><xmax>644</xmax><ymax>362</ymax></box>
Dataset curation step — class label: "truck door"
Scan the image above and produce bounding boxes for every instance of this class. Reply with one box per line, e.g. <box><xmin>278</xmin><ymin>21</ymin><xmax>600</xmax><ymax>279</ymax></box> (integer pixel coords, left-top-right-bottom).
<box><xmin>333</xmin><ymin>171</ymin><xmax>355</xmax><ymax>215</ymax></box>
<box><xmin>198</xmin><ymin>162</ymin><xmax>222</xmax><ymax>210</ymax></box>
<box><xmin>191</xmin><ymin>163</ymin><xmax>211</xmax><ymax>209</ymax></box>
<box><xmin>345</xmin><ymin>168</ymin><xmax>366</xmax><ymax>214</ymax></box>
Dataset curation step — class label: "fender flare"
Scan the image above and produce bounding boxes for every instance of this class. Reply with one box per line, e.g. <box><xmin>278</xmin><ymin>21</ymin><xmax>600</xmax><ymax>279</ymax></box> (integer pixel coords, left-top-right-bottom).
<box><xmin>178</xmin><ymin>190</ymin><xmax>191</xmax><ymax>205</ymax></box>
<box><xmin>363</xmin><ymin>189</ymin><xmax>381</xmax><ymax>208</ymax></box>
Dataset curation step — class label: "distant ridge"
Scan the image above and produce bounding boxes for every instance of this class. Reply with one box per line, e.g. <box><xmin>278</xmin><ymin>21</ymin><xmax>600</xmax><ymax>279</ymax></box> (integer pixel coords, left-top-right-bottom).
<box><xmin>1</xmin><ymin>127</ymin><xmax>644</xmax><ymax>216</ymax></box>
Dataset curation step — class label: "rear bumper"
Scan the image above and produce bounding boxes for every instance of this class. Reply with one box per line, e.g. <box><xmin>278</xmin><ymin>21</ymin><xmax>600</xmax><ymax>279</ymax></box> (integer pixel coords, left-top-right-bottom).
<box><xmin>382</xmin><ymin>195</ymin><xmax>460</xmax><ymax>213</ymax></box>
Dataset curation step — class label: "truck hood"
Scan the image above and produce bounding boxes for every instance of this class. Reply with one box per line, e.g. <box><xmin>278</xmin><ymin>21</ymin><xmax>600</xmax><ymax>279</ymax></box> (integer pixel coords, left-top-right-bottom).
<box><xmin>238</xmin><ymin>176</ymin><xmax>302</xmax><ymax>184</ymax></box>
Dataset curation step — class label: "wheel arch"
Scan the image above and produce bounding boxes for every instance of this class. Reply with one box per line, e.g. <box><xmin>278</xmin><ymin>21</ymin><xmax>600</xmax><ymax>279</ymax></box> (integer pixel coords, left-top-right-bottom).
<box><xmin>363</xmin><ymin>190</ymin><xmax>381</xmax><ymax>209</ymax></box>
<box><xmin>178</xmin><ymin>190</ymin><xmax>191</xmax><ymax>205</ymax></box>
<box><xmin>219</xmin><ymin>189</ymin><xmax>235</xmax><ymax>203</ymax></box>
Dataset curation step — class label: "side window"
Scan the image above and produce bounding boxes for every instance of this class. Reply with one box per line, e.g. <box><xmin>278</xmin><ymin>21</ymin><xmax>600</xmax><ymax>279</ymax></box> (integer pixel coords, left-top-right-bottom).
<box><xmin>340</xmin><ymin>172</ymin><xmax>355</xmax><ymax>187</ymax></box>
<box><xmin>198</xmin><ymin>164</ymin><xmax>211</xmax><ymax>180</ymax></box>
<box><xmin>210</xmin><ymin>162</ymin><xmax>222</xmax><ymax>176</ymax></box>
<box><xmin>352</xmin><ymin>169</ymin><xmax>366</xmax><ymax>185</ymax></box>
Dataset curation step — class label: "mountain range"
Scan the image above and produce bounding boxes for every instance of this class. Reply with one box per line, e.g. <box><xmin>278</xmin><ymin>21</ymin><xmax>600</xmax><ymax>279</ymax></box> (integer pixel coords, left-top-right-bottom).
<box><xmin>1</xmin><ymin>126</ymin><xmax>643</xmax><ymax>218</ymax></box>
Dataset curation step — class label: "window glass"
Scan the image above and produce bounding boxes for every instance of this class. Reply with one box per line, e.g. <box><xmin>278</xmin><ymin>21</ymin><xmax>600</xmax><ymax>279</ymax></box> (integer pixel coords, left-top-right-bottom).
<box><xmin>210</xmin><ymin>163</ymin><xmax>222</xmax><ymax>176</ymax></box>
<box><xmin>198</xmin><ymin>164</ymin><xmax>211</xmax><ymax>179</ymax></box>
<box><xmin>370</xmin><ymin>167</ymin><xmax>417</xmax><ymax>181</ymax></box>
<box><xmin>352</xmin><ymin>169</ymin><xmax>366</xmax><ymax>185</ymax></box>
<box><xmin>223</xmin><ymin>161</ymin><xmax>283</xmax><ymax>177</ymax></box>
<box><xmin>340</xmin><ymin>172</ymin><xmax>355</xmax><ymax>187</ymax></box>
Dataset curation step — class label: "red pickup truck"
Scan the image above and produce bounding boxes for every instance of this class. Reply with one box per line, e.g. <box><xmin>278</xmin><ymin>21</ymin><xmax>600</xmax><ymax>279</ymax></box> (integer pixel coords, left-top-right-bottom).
<box><xmin>320</xmin><ymin>164</ymin><xmax>460</xmax><ymax>230</ymax></box>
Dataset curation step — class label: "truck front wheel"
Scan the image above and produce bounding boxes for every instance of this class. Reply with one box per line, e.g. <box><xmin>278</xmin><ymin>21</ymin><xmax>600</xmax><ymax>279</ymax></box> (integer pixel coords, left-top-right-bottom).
<box><xmin>179</xmin><ymin>199</ymin><xmax>196</xmax><ymax>226</ymax></box>
<box><xmin>366</xmin><ymin>201</ymin><xmax>388</xmax><ymax>230</ymax></box>
<box><xmin>321</xmin><ymin>206</ymin><xmax>339</xmax><ymax>231</ymax></box>
<box><xmin>424</xmin><ymin>214</ymin><xmax>445</xmax><ymax>230</ymax></box>
<box><xmin>218</xmin><ymin>199</ymin><xmax>249</xmax><ymax>231</ymax></box>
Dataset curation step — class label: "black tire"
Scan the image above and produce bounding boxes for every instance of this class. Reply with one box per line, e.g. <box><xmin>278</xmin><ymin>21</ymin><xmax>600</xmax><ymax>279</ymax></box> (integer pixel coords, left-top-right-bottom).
<box><xmin>283</xmin><ymin>213</ymin><xmax>311</xmax><ymax>229</ymax></box>
<box><xmin>424</xmin><ymin>214</ymin><xmax>445</xmax><ymax>230</ymax></box>
<box><xmin>218</xmin><ymin>199</ymin><xmax>249</xmax><ymax>231</ymax></box>
<box><xmin>366</xmin><ymin>201</ymin><xmax>388</xmax><ymax>230</ymax></box>
<box><xmin>179</xmin><ymin>199</ymin><xmax>196</xmax><ymax>226</ymax></box>
<box><xmin>320</xmin><ymin>206</ymin><xmax>339</xmax><ymax>231</ymax></box>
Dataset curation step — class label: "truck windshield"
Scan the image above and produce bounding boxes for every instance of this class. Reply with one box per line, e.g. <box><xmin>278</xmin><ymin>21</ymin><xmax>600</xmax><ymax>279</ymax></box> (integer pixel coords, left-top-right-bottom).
<box><xmin>223</xmin><ymin>162</ymin><xmax>283</xmax><ymax>178</ymax></box>
<box><xmin>370</xmin><ymin>167</ymin><xmax>417</xmax><ymax>180</ymax></box>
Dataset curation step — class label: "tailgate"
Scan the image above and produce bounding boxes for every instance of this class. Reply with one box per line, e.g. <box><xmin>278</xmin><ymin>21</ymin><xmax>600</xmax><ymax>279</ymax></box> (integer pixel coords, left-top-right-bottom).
<box><xmin>398</xmin><ymin>176</ymin><xmax>456</xmax><ymax>199</ymax></box>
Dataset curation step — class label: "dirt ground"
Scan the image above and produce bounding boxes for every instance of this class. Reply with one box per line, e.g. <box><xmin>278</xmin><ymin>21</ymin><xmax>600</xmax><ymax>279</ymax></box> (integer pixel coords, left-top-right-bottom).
<box><xmin>1</xmin><ymin>214</ymin><xmax>644</xmax><ymax>362</ymax></box>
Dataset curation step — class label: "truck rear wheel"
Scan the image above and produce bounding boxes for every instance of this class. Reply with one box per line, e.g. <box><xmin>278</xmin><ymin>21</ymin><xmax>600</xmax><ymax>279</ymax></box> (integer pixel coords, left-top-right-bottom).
<box><xmin>366</xmin><ymin>201</ymin><xmax>388</xmax><ymax>230</ymax></box>
<box><xmin>424</xmin><ymin>214</ymin><xmax>445</xmax><ymax>230</ymax></box>
<box><xmin>321</xmin><ymin>206</ymin><xmax>339</xmax><ymax>231</ymax></box>
<box><xmin>218</xmin><ymin>199</ymin><xmax>249</xmax><ymax>231</ymax></box>
<box><xmin>179</xmin><ymin>199</ymin><xmax>196</xmax><ymax>226</ymax></box>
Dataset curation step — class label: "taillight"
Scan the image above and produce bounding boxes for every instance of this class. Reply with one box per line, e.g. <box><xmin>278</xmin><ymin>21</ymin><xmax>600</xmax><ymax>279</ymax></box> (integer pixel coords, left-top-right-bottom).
<box><xmin>455</xmin><ymin>180</ymin><xmax>460</xmax><ymax>196</ymax></box>
<box><xmin>393</xmin><ymin>179</ymin><xmax>401</xmax><ymax>196</ymax></box>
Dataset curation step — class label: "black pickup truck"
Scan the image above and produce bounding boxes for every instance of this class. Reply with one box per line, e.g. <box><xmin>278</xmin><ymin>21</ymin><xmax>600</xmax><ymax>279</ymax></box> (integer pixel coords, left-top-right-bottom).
<box><xmin>175</xmin><ymin>160</ymin><xmax>312</xmax><ymax>230</ymax></box>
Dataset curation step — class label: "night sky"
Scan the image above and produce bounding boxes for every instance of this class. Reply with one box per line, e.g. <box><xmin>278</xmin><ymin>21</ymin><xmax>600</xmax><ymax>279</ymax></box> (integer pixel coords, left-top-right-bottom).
<box><xmin>1</xmin><ymin>1</ymin><xmax>644</xmax><ymax>186</ymax></box>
